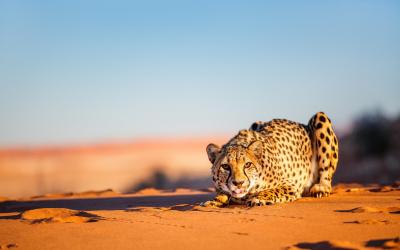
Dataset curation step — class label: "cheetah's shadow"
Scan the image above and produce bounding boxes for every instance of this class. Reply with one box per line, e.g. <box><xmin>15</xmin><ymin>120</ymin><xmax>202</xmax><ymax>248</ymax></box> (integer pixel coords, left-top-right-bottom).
<box><xmin>0</xmin><ymin>193</ymin><xmax>215</xmax><ymax>215</ymax></box>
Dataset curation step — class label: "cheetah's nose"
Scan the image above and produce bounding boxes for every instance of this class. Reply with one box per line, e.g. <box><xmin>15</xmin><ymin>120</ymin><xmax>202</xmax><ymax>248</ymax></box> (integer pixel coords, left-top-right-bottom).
<box><xmin>232</xmin><ymin>180</ymin><xmax>244</xmax><ymax>187</ymax></box>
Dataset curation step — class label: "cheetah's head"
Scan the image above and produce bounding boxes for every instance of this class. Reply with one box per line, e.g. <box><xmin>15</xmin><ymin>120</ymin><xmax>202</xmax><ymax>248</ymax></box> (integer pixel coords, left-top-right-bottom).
<box><xmin>206</xmin><ymin>141</ymin><xmax>263</xmax><ymax>198</ymax></box>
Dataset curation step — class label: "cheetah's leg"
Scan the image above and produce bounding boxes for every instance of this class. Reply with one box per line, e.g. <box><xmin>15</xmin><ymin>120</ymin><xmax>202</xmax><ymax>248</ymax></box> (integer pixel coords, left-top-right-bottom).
<box><xmin>200</xmin><ymin>192</ymin><xmax>230</xmax><ymax>207</ymax></box>
<box><xmin>308</xmin><ymin>112</ymin><xmax>339</xmax><ymax>198</ymax></box>
<box><xmin>246</xmin><ymin>184</ymin><xmax>300</xmax><ymax>207</ymax></box>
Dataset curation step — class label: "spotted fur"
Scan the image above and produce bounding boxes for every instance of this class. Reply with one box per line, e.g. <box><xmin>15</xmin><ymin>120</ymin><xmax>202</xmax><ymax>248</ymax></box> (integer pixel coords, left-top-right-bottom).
<box><xmin>202</xmin><ymin>112</ymin><xmax>339</xmax><ymax>207</ymax></box>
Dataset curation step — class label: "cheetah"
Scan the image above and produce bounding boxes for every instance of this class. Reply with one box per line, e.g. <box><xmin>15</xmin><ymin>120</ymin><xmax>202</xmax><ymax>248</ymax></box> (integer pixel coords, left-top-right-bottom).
<box><xmin>202</xmin><ymin>112</ymin><xmax>339</xmax><ymax>207</ymax></box>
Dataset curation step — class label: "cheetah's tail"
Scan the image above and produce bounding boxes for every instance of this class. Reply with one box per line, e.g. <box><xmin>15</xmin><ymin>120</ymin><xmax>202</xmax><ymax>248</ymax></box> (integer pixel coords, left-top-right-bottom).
<box><xmin>308</xmin><ymin>112</ymin><xmax>339</xmax><ymax>191</ymax></box>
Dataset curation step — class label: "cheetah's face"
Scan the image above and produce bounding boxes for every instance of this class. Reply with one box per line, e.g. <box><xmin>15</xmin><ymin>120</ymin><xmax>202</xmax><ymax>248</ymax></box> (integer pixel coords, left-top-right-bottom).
<box><xmin>206</xmin><ymin>141</ymin><xmax>263</xmax><ymax>198</ymax></box>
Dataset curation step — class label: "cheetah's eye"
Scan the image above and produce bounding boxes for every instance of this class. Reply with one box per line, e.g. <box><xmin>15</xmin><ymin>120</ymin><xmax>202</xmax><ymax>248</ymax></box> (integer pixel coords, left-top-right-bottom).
<box><xmin>244</xmin><ymin>162</ymin><xmax>252</xmax><ymax>169</ymax></box>
<box><xmin>220</xmin><ymin>164</ymin><xmax>230</xmax><ymax>171</ymax></box>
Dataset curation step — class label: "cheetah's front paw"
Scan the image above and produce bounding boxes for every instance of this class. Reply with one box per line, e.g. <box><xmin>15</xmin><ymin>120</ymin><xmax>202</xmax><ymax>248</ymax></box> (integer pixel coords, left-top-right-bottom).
<box><xmin>246</xmin><ymin>198</ymin><xmax>274</xmax><ymax>207</ymax></box>
<box><xmin>200</xmin><ymin>200</ymin><xmax>226</xmax><ymax>208</ymax></box>
<box><xmin>309</xmin><ymin>184</ymin><xmax>331</xmax><ymax>198</ymax></box>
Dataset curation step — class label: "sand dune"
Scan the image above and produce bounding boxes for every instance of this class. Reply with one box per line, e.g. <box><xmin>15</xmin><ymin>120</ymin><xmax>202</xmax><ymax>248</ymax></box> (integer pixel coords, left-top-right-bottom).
<box><xmin>0</xmin><ymin>184</ymin><xmax>399</xmax><ymax>250</ymax></box>
<box><xmin>29</xmin><ymin>189</ymin><xmax>120</xmax><ymax>200</ymax></box>
<box><xmin>0</xmin><ymin>137</ymin><xmax>229</xmax><ymax>198</ymax></box>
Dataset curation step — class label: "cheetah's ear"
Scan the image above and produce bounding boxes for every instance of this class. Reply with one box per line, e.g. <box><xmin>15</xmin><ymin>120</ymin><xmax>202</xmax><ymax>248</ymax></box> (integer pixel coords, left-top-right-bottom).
<box><xmin>206</xmin><ymin>143</ymin><xmax>221</xmax><ymax>164</ymax></box>
<box><xmin>248</xmin><ymin>140</ymin><xmax>263</xmax><ymax>159</ymax></box>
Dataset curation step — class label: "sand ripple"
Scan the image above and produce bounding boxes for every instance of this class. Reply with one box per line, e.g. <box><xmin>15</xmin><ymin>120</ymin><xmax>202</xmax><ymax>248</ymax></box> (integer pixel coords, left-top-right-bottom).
<box><xmin>21</xmin><ymin>208</ymin><xmax>101</xmax><ymax>224</ymax></box>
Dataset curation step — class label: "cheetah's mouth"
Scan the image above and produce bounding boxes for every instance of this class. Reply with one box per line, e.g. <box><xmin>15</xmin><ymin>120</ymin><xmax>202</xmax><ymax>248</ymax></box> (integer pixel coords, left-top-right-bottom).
<box><xmin>231</xmin><ymin>188</ymin><xmax>247</xmax><ymax>198</ymax></box>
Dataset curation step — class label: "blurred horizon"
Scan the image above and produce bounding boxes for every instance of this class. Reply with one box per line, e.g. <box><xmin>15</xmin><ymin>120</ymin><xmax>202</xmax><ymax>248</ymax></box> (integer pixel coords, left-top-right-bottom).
<box><xmin>1</xmin><ymin>1</ymin><xmax>400</xmax><ymax>147</ymax></box>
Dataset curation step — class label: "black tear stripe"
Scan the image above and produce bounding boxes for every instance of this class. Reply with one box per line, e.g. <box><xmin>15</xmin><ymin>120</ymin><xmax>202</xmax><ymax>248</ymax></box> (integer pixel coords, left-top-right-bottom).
<box><xmin>243</xmin><ymin>169</ymin><xmax>250</xmax><ymax>184</ymax></box>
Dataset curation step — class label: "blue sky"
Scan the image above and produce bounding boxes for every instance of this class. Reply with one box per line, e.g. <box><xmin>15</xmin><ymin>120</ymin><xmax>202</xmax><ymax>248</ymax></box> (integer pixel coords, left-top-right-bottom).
<box><xmin>0</xmin><ymin>1</ymin><xmax>399</xmax><ymax>146</ymax></box>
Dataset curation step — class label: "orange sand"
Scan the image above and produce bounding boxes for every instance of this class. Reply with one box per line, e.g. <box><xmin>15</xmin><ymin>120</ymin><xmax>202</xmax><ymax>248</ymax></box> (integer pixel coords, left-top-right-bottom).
<box><xmin>0</xmin><ymin>185</ymin><xmax>399</xmax><ymax>250</ymax></box>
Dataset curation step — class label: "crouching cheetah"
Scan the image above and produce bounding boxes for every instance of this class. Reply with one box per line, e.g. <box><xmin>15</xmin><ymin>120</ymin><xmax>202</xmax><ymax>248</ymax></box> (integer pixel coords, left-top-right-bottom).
<box><xmin>202</xmin><ymin>112</ymin><xmax>339</xmax><ymax>207</ymax></box>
